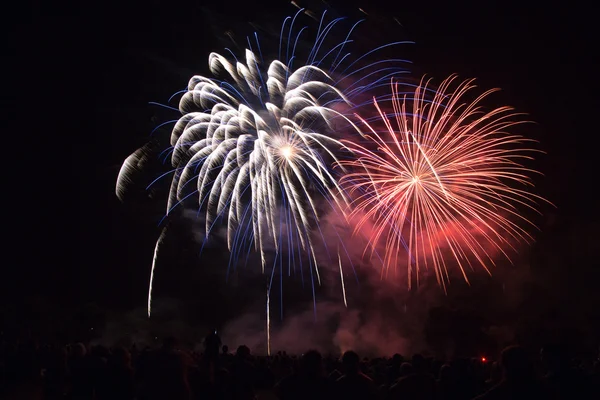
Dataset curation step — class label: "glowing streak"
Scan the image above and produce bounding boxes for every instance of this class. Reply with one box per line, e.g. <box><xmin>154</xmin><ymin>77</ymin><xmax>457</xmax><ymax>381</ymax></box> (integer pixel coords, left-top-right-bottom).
<box><xmin>266</xmin><ymin>289</ymin><xmax>271</xmax><ymax>356</ymax></box>
<box><xmin>148</xmin><ymin>247</ymin><xmax>157</xmax><ymax>317</ymax></box>
<box><xmin>338</xmin><ymin>247</ymin><xmax>347</xmax><ymax>307</ymax></box>
<box><xmin>147</xmin><ymin>228</ymin><xmax>166</xmax><ymax>317</ymax></box>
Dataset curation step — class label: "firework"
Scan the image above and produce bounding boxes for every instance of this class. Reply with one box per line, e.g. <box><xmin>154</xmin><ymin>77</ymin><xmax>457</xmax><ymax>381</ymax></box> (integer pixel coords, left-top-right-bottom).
<box><xmin>340</xmin><ymin>76</ymin><xmax>548</xmax><ymax>289</ymax></box>
<box><xmin>170</xmin><ymin>50</ymin><xmax>351</xmax><ymax>263</ymax></box>
<box><xmin>116</xmin><ymin>9</ymin><xmax>410</xmax><ymax>316</ymax></box>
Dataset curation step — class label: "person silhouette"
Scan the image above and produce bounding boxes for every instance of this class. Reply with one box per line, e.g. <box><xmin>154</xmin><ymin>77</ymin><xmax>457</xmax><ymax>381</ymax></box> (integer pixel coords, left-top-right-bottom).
<box><xmin>473</xmin><ymin>345</ymin><xmax>546</xmax><ymax>400</ymax></box>
<box><xmin>203</xmin><ymin>329</ymin><xmax>222</xmax><ymax>382</ymax></box>
<box><xmin>388</xmin><ymin>354</ymin><xmax>434</xmax><ymax>400</ymax></box>
<box><xmin>334</xmin><ymin>351</ymin><xmax>376</xmax><ymax>400</ymax></box>
<box><xmin>204</xmin><ymin>329</ymin><xmax>221</xmax><ymax>361</ymax></box>
<box><xmin>541</xmin><ymin>343</ymin><xmax>591</xmax><ymax>400</ymax></box>
<box><xmin>230</xmin><ymin>345</ymin><xmax>256</xmax><ymax>400</ymax></box>
<box><xmin>275</xmin><ymin>350</ymin><xmax>329</xmax><ymax>400</ymax></box>
<box><xmin>140</xmin><ymin>336</ymin><xmax>190</xmax><ymax>400</ymax></box>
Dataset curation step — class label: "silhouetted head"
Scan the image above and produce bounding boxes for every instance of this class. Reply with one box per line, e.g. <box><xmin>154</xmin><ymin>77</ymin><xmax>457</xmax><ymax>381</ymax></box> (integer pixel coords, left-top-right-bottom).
<box><xmin>301</xmin><ymin>350</ymin><xmax>323</xmax><ymax>377</ymax></box>
<box><xmin>111</xmin><ymin>347</ymin><xmax>131</xmax><ymax>367</ymax></box>
<box><xmin>400</xmin><ymin>362</ymin><xmax>414</xmax><ymax>376</ymax></box>
<box><xmin>489</xmin><ymin>361</ymin><xmax>501</xmax><ymax>382</ymax></box>
<box><xmin>71</xmin><ymin>343</ymin><xmax>86</xmax><ymax>358</ymax></box>
<box><xmin>392</xmin><ymin>353</ymin><xmax>403</xmax><ymax>367</ymax></box>
<box><xmin>439</xmin><ymin>364</ymin><xmax>452</xmax><ymax>381</ymax></box>
<box><xmin>501</xmin><ymin>345</ymin><xmax>534</xmax><ymax>381</ymax></box>
<box><xmin>342</xmin><ymin>350</ymin><xmax>360</xmax><ymax>374</ymax></box>
<box><xmin>222</xmin><ymin>345</ymin><xmax>228</xmax><ymax>354</ymax></box>
<box><xmin>236</xmin><ymin>345</ymin><xmax>250</xmax><ymax>359</ymax></box>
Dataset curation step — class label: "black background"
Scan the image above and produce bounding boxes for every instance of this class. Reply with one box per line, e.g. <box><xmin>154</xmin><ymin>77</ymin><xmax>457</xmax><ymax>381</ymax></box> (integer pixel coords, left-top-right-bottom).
<box><xmin>4</xmin><ymin>0</ymin><xmax>597</xmax><ymax>344</ymax></box>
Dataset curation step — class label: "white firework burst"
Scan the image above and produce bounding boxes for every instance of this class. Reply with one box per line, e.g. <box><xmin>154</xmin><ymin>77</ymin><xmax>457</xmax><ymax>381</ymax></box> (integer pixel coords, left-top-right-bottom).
<box><xmin>167</xmin><ymin>49</ymin><xmax>353</xmax><ymax>270</ymax></box>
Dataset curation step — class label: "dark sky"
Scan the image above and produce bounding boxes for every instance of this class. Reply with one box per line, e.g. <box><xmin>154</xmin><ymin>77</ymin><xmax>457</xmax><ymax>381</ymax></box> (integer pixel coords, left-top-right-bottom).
<box><xmin>5</xmin><ymin>0</ymin><xmax>597</xmax><ymax>330</ymax></box>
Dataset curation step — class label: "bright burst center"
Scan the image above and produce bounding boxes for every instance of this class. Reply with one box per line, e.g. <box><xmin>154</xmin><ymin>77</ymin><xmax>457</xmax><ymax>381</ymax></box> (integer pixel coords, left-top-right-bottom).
<box><xmin>280</xmin><ymin>145</ymin><xmax>294</xmax><ymax>159</ymax></box>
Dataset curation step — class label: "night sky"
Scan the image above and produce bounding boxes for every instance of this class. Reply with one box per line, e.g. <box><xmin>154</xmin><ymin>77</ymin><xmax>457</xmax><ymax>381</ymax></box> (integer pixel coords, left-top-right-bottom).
<box><xmin>5</xmin><ymin>0</ymin><xmax>598</xmax><ymax>344</ymax></box>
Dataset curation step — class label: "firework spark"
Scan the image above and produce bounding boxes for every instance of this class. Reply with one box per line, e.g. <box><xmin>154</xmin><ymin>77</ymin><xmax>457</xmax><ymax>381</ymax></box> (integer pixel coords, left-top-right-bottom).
<box><xmin>340</xmin><ymin>76</ymin><xmax>548</xmax><ymax>289</ymax></box>
<box><xmin>338</xmin><ymin>247</ymin><xmax>347</xmax><ymax>307</ymax></box>
<box><xmin>266</xmin><ymin>288</ymin><xmax>271</xmax><ymax>356</ymax></box>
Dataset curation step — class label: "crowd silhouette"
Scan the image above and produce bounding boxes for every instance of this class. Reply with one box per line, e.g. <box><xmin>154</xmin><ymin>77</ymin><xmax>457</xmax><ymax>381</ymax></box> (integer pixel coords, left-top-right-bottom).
<box><xmin>1</xmin><ymin>332</ymin><xmax>599</xmax><ymax>399</ymax></box>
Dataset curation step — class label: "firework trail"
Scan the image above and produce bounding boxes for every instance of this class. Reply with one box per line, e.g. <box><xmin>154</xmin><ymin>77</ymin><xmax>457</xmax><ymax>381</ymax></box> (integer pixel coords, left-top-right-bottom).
<box><xmin>338</xmin><ymin>247</ymin><xmax>347</xmax><ymax>307</ymax></box>
<box><xmin>340</xmin><ymin>76</ymin><xmax>549</xmax><ymax>289</ymax></box>
<box><xmin>116</xmin><ymin>9</ymin><xmax>410</xmax><ymax>316</ymax></box>
<box><xmin>266</xmin><ymin>288</ymin><xmax>271</xmax><ymax>356</ymax></box>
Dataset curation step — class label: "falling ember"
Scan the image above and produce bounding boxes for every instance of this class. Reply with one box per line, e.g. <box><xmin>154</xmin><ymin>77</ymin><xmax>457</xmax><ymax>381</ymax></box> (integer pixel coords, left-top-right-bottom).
<box><xmin>266</xmin><ymin>289</ymin><xmax>271</xmax><ymax>356</ymax></box>
<box><xmin>148</xmin><ymin>228</ymin><xmax>167</xmax><ymax>317</ymax></box>
<box><xmin>338</xmin><ymin>248</ymin><xmax>347</xmax><ymax>307</ymax></box>
<box><xmin>148</xmin><ymin>244</ymin><xmax>158</xmax><ymax>318</ymax></box>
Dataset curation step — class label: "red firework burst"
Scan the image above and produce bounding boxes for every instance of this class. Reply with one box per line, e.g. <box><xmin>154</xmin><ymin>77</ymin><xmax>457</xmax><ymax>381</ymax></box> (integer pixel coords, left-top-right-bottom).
<box><xmin>339</xmin><ymin>75</ymin><xmax>550</xmax><ymax>289</ymax></box>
